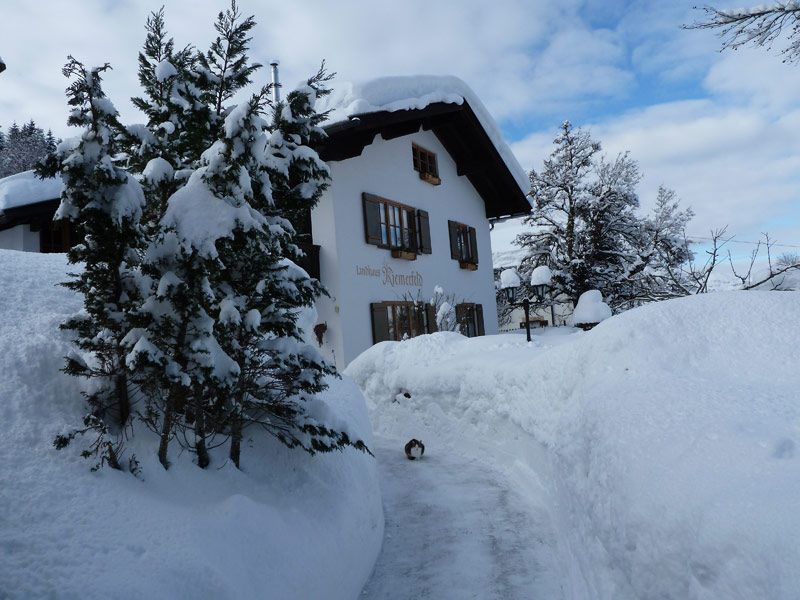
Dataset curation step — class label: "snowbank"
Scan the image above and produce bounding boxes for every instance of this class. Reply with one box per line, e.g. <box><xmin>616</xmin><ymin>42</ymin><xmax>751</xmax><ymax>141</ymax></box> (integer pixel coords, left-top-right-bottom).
<box><xmin>0</xmin><ymin>170</ymin><xmax>63</xmax><ymax>211</ymax></box>
<box><xmin>347</xmin><ymin>292</ymin><xmax>800</xmax><ymax>599</ymax></box>
<box><xmin>0</xmin><ymin>249</ymin><xmax>382</xmax><ymax>600</ymax></box>
<box><xmin>319</xmin><ymin>75</ymin><xmax>528</xmax><ymax>195</ymax></box>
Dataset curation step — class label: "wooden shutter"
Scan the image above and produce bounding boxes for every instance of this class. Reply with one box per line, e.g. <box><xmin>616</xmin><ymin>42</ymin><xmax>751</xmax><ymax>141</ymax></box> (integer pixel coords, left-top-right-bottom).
<box><xmin>426</xmin><ymin>303</ymin><xmax>438</xmax><ymax>333</ymax></box>
<box><xmin>468</xmin><ymin>227</ymin><xmax>478</xmax><ymax>264</ymax></box>
<box><xmin>448</xmin><ymin>221</ymin><xmax>460</xmax><ymax>259</ymax></box>
<box><xmin>454</xmin><ymin>303</ymin><xmax>466</xmax><ymax>335</ymax></box>
<box><xmin>371</xmin><ymin>303</ymin><xmax>390</xmax><ymax>343</ymax></box>
<box><xmin>362</xmin><ymin>193</ymin><xmax>383</xmax><ymax>246</ymax></box>
<box><xmin>475</xmin><ymin>304</ymin><xmax>485</xmax><ymax>336</ymax></box>
<box><xmin>417</xmin><ymin>210</ymin><xmax>432</xmax><ymax>254</ymax></box>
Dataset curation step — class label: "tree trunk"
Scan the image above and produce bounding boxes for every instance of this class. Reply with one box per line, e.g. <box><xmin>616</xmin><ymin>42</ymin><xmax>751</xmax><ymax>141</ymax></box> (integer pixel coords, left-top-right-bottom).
<box><xmin>158</xmin><ymin>392</ymin><xmax>175</xmax><ymax>470</ymax></box>
<box><xmin>115</xmin><ymin>369</ymin><xmax>130</xmax><ymax>428</ymax></box>
<box><xmin>195</xmin><ymin>404</ymin><xmax>210</xmax><ymax>469</ymax></box>
<box><xmin>230</xmin><ymin>415</ymin><xmax>242</xmax><ymax>469</ymax></box>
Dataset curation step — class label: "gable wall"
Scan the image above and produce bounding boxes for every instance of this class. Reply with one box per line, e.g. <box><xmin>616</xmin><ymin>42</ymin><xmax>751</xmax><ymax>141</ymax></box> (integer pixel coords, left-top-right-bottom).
<box><xmin>312</xmin><ymin>127</ymin><xmax>499</xmax><ymax>368</ymax></box>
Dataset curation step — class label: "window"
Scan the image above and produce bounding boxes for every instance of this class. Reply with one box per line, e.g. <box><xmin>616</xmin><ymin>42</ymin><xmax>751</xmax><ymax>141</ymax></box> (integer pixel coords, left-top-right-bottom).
<box><xmin>455</xmin><ymin>303</ymin><xmax>485</xmax><ymax>338</ymax></box>
<box><xmin>412</xmin><ymin>144</ymin><xmax>440</xmax><ymax>185</ymax></box>
<box><xmin>38</xmin><ymin>219</ymin><xmax>76</xmax><ymax>253</ymax></box>
<box><xmin>363</xmin><ymin>193</ymin><xmax>432</xmax><ymax>256</ymax></box>
<box><xmin>448</xmin><ymin>220</ymin><xmax>478</xmax><ymax>268</ymax></box>
<box><xmin>371</xmin><ymin>301</ymin><xmax>438</xmax><ymax>343</ymax></box>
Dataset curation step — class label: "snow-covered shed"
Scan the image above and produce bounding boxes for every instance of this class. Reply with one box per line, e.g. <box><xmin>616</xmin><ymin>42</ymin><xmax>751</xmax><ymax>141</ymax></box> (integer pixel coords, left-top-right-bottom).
<box><xmin>0</xmin><ymin>75</ymin><xmax>531</xmax><ymax>367</ymax></box>
<box><xmin>0</xmin><ymin>171</ymin><xmax>67</xmax><ymax>252</ymax></box>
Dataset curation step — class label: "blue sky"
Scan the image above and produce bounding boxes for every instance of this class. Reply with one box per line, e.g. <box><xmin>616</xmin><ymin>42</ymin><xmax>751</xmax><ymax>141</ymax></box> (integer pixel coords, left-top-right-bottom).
<box><xmin>1</xmin><ymin>0</ymin><xmax>798</xmax><ymax>262</ymax></box>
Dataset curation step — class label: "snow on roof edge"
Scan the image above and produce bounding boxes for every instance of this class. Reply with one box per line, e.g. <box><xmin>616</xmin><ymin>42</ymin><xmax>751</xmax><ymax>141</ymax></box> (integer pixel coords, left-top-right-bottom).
<box><xmin>319</xmin><ymin>75</ymin><xmax>530</xmax><ymax>198</ymax></box>
<box><xmin>0</xmin><ymin>170</ymin><xmax>63</xmax><ymax>213</ymax></box>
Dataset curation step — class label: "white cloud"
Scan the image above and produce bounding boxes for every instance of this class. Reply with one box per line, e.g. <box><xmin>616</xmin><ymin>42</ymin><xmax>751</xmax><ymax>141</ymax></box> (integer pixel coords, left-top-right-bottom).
<box><xmin>507</xmin><ymin>44</ymin><xmax>800</xmax><ymax>257</ymax></box>
<box><xmin>0</xmin><ymin>0</ymin><xmax>635</xmax><ymax>135</ymax></box>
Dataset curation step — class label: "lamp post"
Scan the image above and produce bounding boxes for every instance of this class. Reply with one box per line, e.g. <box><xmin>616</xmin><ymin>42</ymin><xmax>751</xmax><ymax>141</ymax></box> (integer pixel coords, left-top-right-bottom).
<box><xmin>500</xmin><ymin>266</ymin><xmax>553</xmax><ymax>342</ymax></box>
<box><xmin>500</xmin><ymin>268</ymin><xmax>532</xmax><ymax>342</ymax></box>
<box><xmin>530</xmin><ymin>264</ymin><xmax>553</xmax><ymax>323</ymax></box>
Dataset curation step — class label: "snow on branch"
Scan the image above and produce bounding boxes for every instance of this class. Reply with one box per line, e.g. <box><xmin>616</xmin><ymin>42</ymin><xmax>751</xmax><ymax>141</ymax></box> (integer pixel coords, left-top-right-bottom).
<box><xmin>686</xmin><ymin>2</ymin><xmax>800</xmax><ymax>60</ymax></box>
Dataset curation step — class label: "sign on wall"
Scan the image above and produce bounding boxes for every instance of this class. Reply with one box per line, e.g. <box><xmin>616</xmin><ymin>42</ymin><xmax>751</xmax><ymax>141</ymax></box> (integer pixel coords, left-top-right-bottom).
<box><xmin>356</xmin><ymin>262</ymin><xmax>423</xmax><ymax>288</ymax></box>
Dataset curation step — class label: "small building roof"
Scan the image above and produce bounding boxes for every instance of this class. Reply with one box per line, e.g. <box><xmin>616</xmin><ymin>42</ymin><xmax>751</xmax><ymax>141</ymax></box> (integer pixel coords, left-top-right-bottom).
<box><xmin>0</xmin><ymin>171</ymin><xmax>62</xmax><ymax>230</ymax></box>
<box><xmin>0</xmin><ymin>170</ymin><xmax>62</xmax><ymax>212</ymax></box>
<box><xmin>317</xmin><ymin>75</ymin><xmax>531</xmax><ymax>219</ymax></box>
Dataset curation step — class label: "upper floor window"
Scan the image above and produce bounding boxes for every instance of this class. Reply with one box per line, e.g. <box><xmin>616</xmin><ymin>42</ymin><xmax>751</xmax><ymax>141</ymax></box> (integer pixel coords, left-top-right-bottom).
<box><xmin>448</xmin><ymin>220</ymin><xmax>478</xmax><ymax>269</ymax></box>
<box><xmin>363</xmin><ymin>193</ymin><xmax>432</xmax><ymax>258</ymax></box>
<box><xmin>412</xmin><ymin>144</ymin><xmax>441</xmax><ymax>185</ymax></box>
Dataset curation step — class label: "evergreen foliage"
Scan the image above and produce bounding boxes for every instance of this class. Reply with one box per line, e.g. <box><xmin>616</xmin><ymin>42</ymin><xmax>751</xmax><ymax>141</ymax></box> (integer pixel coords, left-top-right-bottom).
<box><xmin>0</xmin><ymin>120</ymin><xmax>58</xmax><ymax>178</ymax></box>
<box><xmin>44</xmin><ymin>2</ymin><xmax>369</xmax><ymax>473</ymax></box>
<box><xmin>38</xmin><ymin>58</ymin><xmax>145</xmax><ymax>470</ymax></box>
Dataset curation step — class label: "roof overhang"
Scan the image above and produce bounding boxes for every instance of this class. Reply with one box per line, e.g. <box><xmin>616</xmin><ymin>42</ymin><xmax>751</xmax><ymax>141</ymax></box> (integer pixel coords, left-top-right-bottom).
<box><xmin>0</xmin><ymin>198</ymin><xmax>59</xmax><ymax>231</ymax></box>
<box><xmin>317</xmin><ymin>101</ymin><xmax>531</xmax><ymax>219</ymax></box>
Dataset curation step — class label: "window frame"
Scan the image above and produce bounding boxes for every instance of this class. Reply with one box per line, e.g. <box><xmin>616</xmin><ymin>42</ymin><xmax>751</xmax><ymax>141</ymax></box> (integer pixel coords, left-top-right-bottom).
<box><xmin>448</xmin><ymin>220</ymin><xmax>479</xmax><ymax>267</ymax></box>
<box><xmin>363</xmin><ymin>193</ymin><xmax>431</xmax><ymax>257</ymax></box>
<box><xmin>372</xmin><ymin>301</ymin><xmax>436</xmax><ymax>342</ymax></box>
<box><xmin>412</xmin><ymin>143</ymin><xmax>441</xmax><ymax>185</ymax></box>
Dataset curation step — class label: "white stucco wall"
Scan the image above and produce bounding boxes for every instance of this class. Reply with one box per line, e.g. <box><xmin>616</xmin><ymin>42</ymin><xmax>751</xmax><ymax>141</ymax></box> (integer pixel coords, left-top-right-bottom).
<box><xmin>0</xmin><ymin>225</ymin><xmax>39</xmax><ymax>252</ymax></box>
<box><xmin>312</xmin><ymin>127</ymin><xmax>499</xmax><ymax>368</ymax></box>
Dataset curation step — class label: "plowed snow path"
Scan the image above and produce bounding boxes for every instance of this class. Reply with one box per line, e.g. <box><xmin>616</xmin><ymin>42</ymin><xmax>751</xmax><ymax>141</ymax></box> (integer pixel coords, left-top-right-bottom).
<box><xmin>361</xmin><ymin>437</ymin><xmax>564</xmax><ymax>599</ymax></box>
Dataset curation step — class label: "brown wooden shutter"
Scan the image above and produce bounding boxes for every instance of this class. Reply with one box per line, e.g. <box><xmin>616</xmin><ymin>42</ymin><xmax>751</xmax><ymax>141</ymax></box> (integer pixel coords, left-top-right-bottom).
<box><xmin>370</xmin><ymin>303</ymin><xmax>390</xmax><ymax>343</ymax></box>
<box><xmin>475</xmin><ymin>304</ymin><xmax>485</xmax><ymax>336</ymax></box>
<box><xmin>448</xmin><ymin>221</ymin><xmax>460</xmax><ymax>259</ymax></box>
<box><xmin>468</xmin><ymin>227</ymin><xmax>478</xmax><ymax>264</ymax></box>
<box><xmin>426</xmin><ymin>303</ymin><xmax>438</xmax><ymax>333</ymax></box>
<box><xmin>454</xmin><ymin>303</ymin><xmax>466</xmax><ymax>335</ymax></box>
<box><xmin>417</xmin><ymin>210</ymin><xmax>432</xmax><ymax>254</ymax></box>
<box><xmin>363</xmin><ymin>193</ymin><xmax>383</xmax><ymax>246</ymax></box>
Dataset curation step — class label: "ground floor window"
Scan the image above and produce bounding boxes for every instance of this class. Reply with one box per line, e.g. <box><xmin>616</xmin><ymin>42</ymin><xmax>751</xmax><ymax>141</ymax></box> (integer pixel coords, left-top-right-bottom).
<box><xmin>455</xmin><ymin>303</ymin><xmax>485</xmax><ymax>338</ymax></box>
<box><xmin>38</xmin><ymin>219</ymin><xmax>76</xmax><ymax>253</ymax></box>
<box><xmin>370</xmin><ymin>301</ymin><xmax>438</xmax><ymax>343</ymax></box>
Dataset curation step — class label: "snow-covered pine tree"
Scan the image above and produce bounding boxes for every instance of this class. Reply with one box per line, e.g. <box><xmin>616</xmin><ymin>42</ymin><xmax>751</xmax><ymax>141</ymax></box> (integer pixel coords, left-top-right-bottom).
<box><xmin>38</xmin><ymin>57</ymin><xmax>145</xmax><ymax>470</ymax></box>
<box><xmin>0</xmin><ymin>120</ymin><xmax>57</xmax><ymax>177</ymax></box>
<box><xmin>196</xmin><ymin>1</ymin><xmax>261</xmax><ymax>122</ymax></box>
<box><xmin>125</xmin><ymin>7</ymin><xmax>211</xmax><ymax>233</ymax></box>
<box><xmin>266</xmin><ymin>63</ymin><xmax>334</xmax><ymax>243</ymax></box>
<box><xmin>214</xmin><ymin>81</ymin><xmax>367</xmax><ymax>469</ymax></box>
<box><xmin>516</xmin><ymin>121</ymin><xmax>686</xmax><ymax>311</ymax></box>
<box><xmin>621</xmin><ymin>186</ymin><xmax>695</xmax><ymax>304</ymax></box>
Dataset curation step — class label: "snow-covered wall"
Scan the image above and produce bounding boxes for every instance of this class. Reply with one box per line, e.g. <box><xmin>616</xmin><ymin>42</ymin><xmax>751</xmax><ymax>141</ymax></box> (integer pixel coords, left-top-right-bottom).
<box><xmin>313</xmin><ymin>127</ymin><xmax>499</xmax><ymax>368</ymax></box>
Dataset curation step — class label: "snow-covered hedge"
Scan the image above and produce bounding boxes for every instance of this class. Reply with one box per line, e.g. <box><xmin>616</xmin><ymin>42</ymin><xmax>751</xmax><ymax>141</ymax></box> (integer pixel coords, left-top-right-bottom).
<box><xmin>348</xmin><ymin>292</ymin><xmax>800</xmax><ymax>599</ymax></box>
<box><xmin>0</xmin><ymin>250</ymin><xmax>383</xmax><ymax>600</ymax></box>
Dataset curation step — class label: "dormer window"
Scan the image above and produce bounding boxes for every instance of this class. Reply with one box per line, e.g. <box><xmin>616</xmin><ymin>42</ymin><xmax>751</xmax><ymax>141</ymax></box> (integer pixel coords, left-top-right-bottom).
<box><xmin>412</xmin><ymin>144</ymin><xmax>440</xmax><ymax>185</ymax></box>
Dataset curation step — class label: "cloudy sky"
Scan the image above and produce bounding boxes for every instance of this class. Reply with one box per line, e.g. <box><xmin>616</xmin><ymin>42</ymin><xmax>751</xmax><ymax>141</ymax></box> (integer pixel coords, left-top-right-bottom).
<box><xmin>2</xmin><ymin>0</ymin><xmax>799</xmax><ymax>260</ymax></box>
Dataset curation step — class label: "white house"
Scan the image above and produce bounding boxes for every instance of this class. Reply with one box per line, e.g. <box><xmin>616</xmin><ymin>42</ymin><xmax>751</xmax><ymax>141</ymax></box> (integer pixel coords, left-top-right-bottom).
<box><xmin>0</xmin><ymin>75</ymin><xmax>531</xmax><ymax>369</ymax></box>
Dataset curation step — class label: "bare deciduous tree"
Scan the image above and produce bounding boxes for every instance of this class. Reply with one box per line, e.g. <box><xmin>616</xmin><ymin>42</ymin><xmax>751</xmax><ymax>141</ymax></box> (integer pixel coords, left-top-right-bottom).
<box><xmin>686</xmin><ymin>3</ymin><xmax>800</xmax><ymax>61</ymax></box>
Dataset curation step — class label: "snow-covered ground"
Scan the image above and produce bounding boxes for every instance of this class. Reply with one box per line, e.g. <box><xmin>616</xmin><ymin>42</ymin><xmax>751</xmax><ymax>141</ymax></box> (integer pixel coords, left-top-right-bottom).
<box><xmin>0</xmin><ymin>249</ymin><xmax>382</xmax><ymax>600</ymax></box>
<box><xmin>350</xmin><ymin>293</ymin><xmax>800</xmax><ymax>599</ymax></box>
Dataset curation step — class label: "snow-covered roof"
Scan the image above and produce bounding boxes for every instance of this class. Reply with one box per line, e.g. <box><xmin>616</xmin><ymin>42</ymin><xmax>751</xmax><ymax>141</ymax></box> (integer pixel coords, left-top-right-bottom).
<box><xmin>0</xmin><ymin>170</ymin><xmax>63</xmax><ymax>213</ymax></box>
<box><xmin>319</xmin><ymin>75</ymin><xmax>529</xmax><ymax>196</ymax></box>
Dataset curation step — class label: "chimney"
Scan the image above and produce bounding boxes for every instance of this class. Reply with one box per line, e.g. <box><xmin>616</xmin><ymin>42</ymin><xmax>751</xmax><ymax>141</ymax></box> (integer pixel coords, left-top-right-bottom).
<box><xmin>270</xmin><ymin>60</ymin><xmax>281</xmax><ymax>104</ymax></box>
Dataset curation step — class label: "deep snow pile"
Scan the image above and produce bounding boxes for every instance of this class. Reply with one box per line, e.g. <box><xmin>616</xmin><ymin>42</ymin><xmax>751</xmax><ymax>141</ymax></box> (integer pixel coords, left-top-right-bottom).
<box><xmin>0</xmin><ymin>250</ymin><xmax>382</xmax><ymax>600</ymax></box>
<box><xmin>348</xmin><ymin>293</ymin><xmax>800</xmax><ymax>599</ymax></box>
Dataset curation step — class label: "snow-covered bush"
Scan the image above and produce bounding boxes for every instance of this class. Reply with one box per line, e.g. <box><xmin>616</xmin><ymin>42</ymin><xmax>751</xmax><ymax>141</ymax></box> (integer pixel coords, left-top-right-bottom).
<box><xmin>570</xmin><ymin>289</ymin><xmax>612</xmax><ymax>328</ymax></box>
